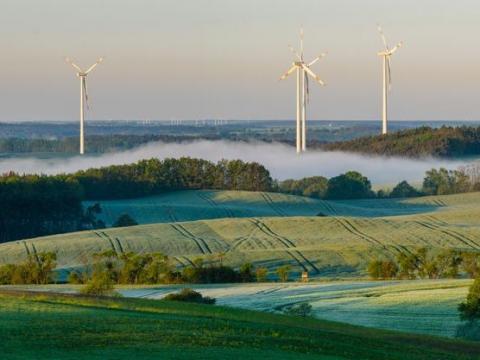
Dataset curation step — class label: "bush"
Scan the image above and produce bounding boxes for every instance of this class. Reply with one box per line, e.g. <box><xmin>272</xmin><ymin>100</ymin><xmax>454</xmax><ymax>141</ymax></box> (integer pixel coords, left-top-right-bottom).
<box><xmin>390</xmin><ymin>181</ymin><xmax>420</xmax><ymax>198</ymax></box>
<box><xmin>239</xmin><ymin>263</ymin><xmax>254</xmax><ymax>282</ymax></box>
<box><xmin>68</xmin><ymin>271</ymin><xmax>87</xmax><ymax>284</ymax></box>
<box><xmin>458</xmin><ymin>277</ymin><xmax>480</xmax><ymax>321</ymax></box>
<box><xmin>276</xmin><ymin>265</ymin><xmax>291</xmax><ymax>282</ymax></box>
<box><xmin>367</xmin><ymin>260</ymin><xmax>398</xmax><ymax>280</ymax></box>
<box><xmin>113</xmin><ymin>213</ymin><xmax>138</xmax><ymax>228</ymax></box>
<box><xmin>80</xmin><ymin>270</ymin><xmax>117</xmax><ymax>296</ymax></box>
<box><xmin>283</xmin><ymin>303</ymin><xmax>312</xmax><ymax>317</ymax></box>
<box><xmin>325</xmin><ymin>171</ymin><xmax>374</xmax><ymax>200</ymax></box>
<box><xmin>255</xmin><ymin>267</ymin><xmax>268</xmax><ymax>282</ymax></box>
<box><xmin>163</xmin><ymin>288</ymin><xmax>216</xmax><ymax>304</ymax></box>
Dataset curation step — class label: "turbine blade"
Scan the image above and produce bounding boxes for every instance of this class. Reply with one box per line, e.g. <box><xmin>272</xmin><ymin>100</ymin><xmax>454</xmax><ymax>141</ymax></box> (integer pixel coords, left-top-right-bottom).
<box><xmin>288</xmin><ymin>45</ymin><xmax>302</xmax><ymax>61</ymax></box>
<box><xmin>377</xmin><ymin>24</ymin><xmax>389</xmax><ymax>50</ymax></box>
<box><xmin>302</xmin><ymin>64</ymin><xmax>325</xmax><ymax>86</ymax></box>
<box><xmin>83</xmin><ymin>77</ymin><xmax>90</xmax><ymax>110</ymax></box>
<box><xmin>307</xmin><ymin>52</ymin><xmax>327</xmax><ymax>67</ymax></box>
<box><xmin>85</xmin><ymin>57</ymin><xmax>104</xmax><ymax>74</ymax></box>
<box><xmin>388</xmin><ymin>42</ymin><xmax>403</xmax><ymax>55</ymax></box>
<box><xmin>300</xmin><ymin>27</ymin><xmax>304</xmax><ymax>60</ymax></box>
<box><xmin>65</xmin><ymin>57</ymin><xmax>82</xmax><ymax>72</ymax></box>
<box><xmin>280</xmin><ymin>65</ymin><xmax>297</xmax><ymax>80</ymax></box>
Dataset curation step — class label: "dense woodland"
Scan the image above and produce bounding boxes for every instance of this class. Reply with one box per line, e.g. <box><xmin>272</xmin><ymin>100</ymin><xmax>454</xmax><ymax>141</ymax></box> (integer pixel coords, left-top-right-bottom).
<box><xmin>322</xmin><ymin>126</ymin><xmax>480</xmax><ymax>158</ymax></box>
<box><xmin>0</xmin><ymin>135</ymin><xmax>205</xmax><ymax>154</ymax></box>
<box><xmin>0</xmin><ymin>158</ymin><xmax>272</xmax><ymax>242</ymax></box>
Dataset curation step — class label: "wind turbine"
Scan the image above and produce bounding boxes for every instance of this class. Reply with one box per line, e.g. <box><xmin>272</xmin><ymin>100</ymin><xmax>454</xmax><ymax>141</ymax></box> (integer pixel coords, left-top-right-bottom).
<box><xmin>65</xmin><ymin>57</ymin><xmax>104</xmax><ymax>154</ymax></box>
<box><xmin>377</xmin><ymin>25</ymin><xmax>403</xmax><ymax>135</ymax></box>
<box><xmin>280</xmin><ymin>28</ymin><xmax>327</xmax><ymax>153</ymax></box>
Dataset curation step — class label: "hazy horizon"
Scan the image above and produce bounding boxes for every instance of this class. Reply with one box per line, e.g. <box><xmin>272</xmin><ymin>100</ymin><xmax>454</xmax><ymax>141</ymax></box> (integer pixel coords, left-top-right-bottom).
<box><xmin>0</xmin><ymin>140</ymin><xmax>471</xmax><ymax>185</ymax></box>
<box><xmin>1</xmin><ymin>1</ymin><xmax>480</xmax><ymax>123</ymax></box>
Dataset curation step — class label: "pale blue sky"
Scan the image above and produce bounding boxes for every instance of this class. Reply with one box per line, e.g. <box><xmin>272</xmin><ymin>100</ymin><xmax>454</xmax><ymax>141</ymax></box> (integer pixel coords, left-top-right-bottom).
<box><xmin>0</xmin><ymin>0</ymin><xmax>479</xmax><ymax>121</ymax></box>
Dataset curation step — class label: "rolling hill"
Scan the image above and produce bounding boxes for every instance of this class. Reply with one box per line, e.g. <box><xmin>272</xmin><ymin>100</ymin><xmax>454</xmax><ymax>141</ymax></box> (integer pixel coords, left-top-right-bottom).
<box><xmin>0</xmin><ymin>290</ymin><xmax>479</xmax><ymax>360</ymax></box>
<box><xmin>85</xmin><ymin>189</ymin><xmax>444</xmax><ymax>226</ymax></box>
<box><xmin>3</xmin><ymin>190</ymin><xmax>480</xmax><ymax>278</ymax></box>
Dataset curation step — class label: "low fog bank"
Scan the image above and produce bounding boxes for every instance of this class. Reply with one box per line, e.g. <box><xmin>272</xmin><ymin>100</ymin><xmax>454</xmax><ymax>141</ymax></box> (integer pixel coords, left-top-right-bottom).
<box><xmin>0</xmin><ymin>140</ymin><xmax>471</xmax><ymax>185</ymax></box>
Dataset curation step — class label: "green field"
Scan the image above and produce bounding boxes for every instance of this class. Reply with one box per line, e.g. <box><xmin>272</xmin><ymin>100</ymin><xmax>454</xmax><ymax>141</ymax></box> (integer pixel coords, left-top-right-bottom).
<box><xmin>0</xmin><ymin>290</ymin><xmax>479</xmax><ymax>360</ymax></box>
<box><xmin>10</xmin><ymin>279</ymin><xmax>470</xmax><ymax>338</ymax></box>
<box><xmin>84</xmin><ymin>190</ymin><xmax>444</xmax><ymax>225</ymax></box>
<box><xmin>4</xmin><ymin>190</ymin><xmax>480</xmax><ymax>278</ymax></box>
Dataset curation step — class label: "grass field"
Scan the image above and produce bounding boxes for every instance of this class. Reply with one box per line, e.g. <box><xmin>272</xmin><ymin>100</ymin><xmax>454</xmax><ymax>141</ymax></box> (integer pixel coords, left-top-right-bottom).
<box><xmin>4</xmin><ymin>190</ymin><xmax>480</xmax><ymax>278</ymax></box>
<box><xmin>84</xmin><ymin>189</ymin><xmax>445</xmax><ymax>225</ymax></box>
<box><xmin>0</xmin><ymin>290</ymin><xmax>479</xmax><ymax>360</ymax></box>
<box><xmin>9</xmin><ymin>279</ymin><xmax>469</xmax><ymax>338</ymax></box>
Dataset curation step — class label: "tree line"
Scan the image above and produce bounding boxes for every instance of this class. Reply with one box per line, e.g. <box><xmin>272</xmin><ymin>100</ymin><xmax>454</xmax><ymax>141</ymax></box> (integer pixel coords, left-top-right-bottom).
<box><xmin>367</xmin><ymin>248</ymin><xmax>480</xmax><ymax>280</ymax></box>
<box><xmin>279</xmin><ymin>164</ymin><xmax>480</xmax><ymax>200</ymax></box>
<box><xmin>0</xmin><ymin>135</ymin><xmax>205</xmax><ymax>154</ymax></box>
<box><xmin>322</xmin><ymin>125</ymin><xmax>480</xmax><ymax>158</ymax></box>
<box><xmin>0</xmin><ymin>157</ymin><xmax>273</xmax><ymax>243</ymax></box>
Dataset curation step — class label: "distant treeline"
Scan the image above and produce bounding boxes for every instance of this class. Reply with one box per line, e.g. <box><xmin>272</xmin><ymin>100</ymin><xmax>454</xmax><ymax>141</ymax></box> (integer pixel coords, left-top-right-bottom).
<box><xmin>367</xmin><ymin>248</ymin><xmax>480</xmax><ymax>280</ymax></box>
<box><xmin>322</xmin><ymin>126</ymin><xmax>480</xmax><ymax>158</ymax></box>
<box><xmin>0</xmin><ymin>158</ymin><xmax>272</xmax><ymax>242</ymax></box>
<box><xmin>0</xmin><ymin>135</ymin><xmax>208</xmax><ymax>154</ymax></box>
<box><xmin>279</xmin><ymin>165</ymin><xmax>480</xmax><ymax>200</ymax></box>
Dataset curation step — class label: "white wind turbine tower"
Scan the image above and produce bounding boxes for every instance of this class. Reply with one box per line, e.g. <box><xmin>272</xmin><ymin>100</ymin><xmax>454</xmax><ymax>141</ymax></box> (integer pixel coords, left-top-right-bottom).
<box><xmin>280</xmin><ymin>28</ymin><xmax>327</xmax><ymax>153</ymax></box>
<box><xmin>377</xmin><ymin>25</ymin><xmax>403</xmax><ymax>135</ymax></box>
<box><xmin>65</xmin><ymin>57</ymin><xmax>104</xmax><ymax>154</ymax></box>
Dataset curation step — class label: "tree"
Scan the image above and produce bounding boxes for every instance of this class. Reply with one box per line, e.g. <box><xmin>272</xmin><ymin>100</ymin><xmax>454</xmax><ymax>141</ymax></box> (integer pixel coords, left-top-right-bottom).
<box><xmin>390</xmin><ymin>181</ymin><xmax>420</xmax><ymax>198</ymax></box>
<box><xmin>396</xmin><ymin>252</ymin><xmax>419</xmax><ymax>279</ymax></box>
<box><xmin>381</xmin><ymin>260</ymin><xmax>398</xmax><ymax>279</ymax></box>
<box><xmin>113</xmin><ymin>213</ymin><xmax>138</xmax><ymax>228</ymax></box>
<box><xmin>458</xmin><ymin>277</ymin><xmax>480</xmax><ymax>321</ymax></box>
<box><xmin>325</xmin><ymin>171</ymin><xmax>374</xmax><ymax>200</ymax></box>
<box><xmin>367</xmin><ymin>260</ymin><xmax>382</xmax><ymax>280</ymax></box>
<box><xmin>239</xmin><ymin>263</ymin><xmax>254</xmax><ymax>282</ymax></box>
<box><xmin>462</xmin><ymin>252</ymin><xmax>480</xmax><ymax>278</ymax></box>
<box><xmin>255</xmin><ymin>267</ymin><xmax>268</xmax><ymax>282</ymax></box>
<box><xmin>276</xmin><ymin>265</ymin><xmax>291</xmax><ymax>282</ymax></box>
<box><xmin>437</xmin><ymin>249</ymin><xmax>462</xmax><ymax>278</ymax></box>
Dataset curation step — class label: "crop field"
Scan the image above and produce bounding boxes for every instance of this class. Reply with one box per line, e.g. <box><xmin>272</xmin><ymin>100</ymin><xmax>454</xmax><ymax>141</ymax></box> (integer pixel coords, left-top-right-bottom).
<box><xmin>102</xmin><ymin>279</ymin><xmax>470</xmax><ymax>338</ymax></box>
<box><xmin>4</xmin><ymin>191</ymin><xmax>480</xmax><ymax>278</ymax></box>
<box><xmin>84</xmin><ymin>189</ymin><xmax>451</xmax><ymax>226</ymax></box>
<box><xmin>0</xmin><ymin>290</ymin><xmax>479</xmax><ymax>360</ymax></box>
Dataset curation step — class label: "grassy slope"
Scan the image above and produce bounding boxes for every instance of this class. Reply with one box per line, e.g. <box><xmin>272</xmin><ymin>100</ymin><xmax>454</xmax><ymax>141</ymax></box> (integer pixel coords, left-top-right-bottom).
<box><xmin>4</xmin><ymin>191</ymin><xmax>480</xmax><ymax>278</ymax></box>
<box><xmin>0</xmin><ymin>290</ymin><xmax>479</xmax><ymax>360</ymax></box>
<box><xmin>6</xmin><ymin>279</ymin><xmax>471</xmax><ymax>339</ymax></box>
<box><xmin>84</xmin><ymin>189</ymin><xmax>444</xmax><ymax>225</ymax></box>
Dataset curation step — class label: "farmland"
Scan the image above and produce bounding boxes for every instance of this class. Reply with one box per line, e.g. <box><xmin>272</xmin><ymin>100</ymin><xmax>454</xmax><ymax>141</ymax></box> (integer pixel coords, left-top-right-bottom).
<box><xmin>4</xmin><ymin>190</ymin><xmax>480</xmax><ymax>278</ymax></box>
<box><xmin>0</xmin><ymin>289</ymin><xmax>479</xmax><ymax>360</ymax></box>
<box><xmin>84</xmin><ymin>189</ymin><xmax>444</xmax><ymax>226</ymax></box>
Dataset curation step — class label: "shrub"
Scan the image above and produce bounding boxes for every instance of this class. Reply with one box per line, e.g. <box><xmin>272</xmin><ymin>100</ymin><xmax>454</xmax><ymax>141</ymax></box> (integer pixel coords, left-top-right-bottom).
<box><xmin>390</xmin><ymin>180</ymin><xmax>420</xmax><ymax>198</ymax></box>
<box><xmin>239</xmin><ymin>263</ymin><xmax>254</xmax><ymax>283</ymax></box>
<box><xmin>367</xmin><ymin>260</ymin><xmax>382</xmax><ymax>280</ymax></box>
<box><xmin>283</xmin><ymin>303</ymin><xmax>312</xmax><ymax>317</ymax></box>
<box><xmin>68</xmin><ymin>271</ymin><xmax>87</xmax><ymax>284</ymax></box>
<box><xmin>458</xmin><ymin>277</ymin><xmax>480</xmax><ymax>321</ymax></box>
<box><xmin>80</xmin><ymin>270</ymin><xmax>117</xmax><ymax>296</ymax></box>
<box><xmin>325</xmin><ymin>171</ymin><xmax>374</xmax><ymax>200</ymax></box>
<box><xmin>113</xmin><ymin>213</ymin><xmax>138</xmax><ymax>228</ymax></box>
<box><xmin>255</xmin><ymin>267</ymin><xmax>268</xmax><ymax>282</ymax></box>
<box><xmin>461</xmin><ymin>252</ymin><xmax>480</xmax><ymax>278</ymax></box>
<box><xmin>276</xmin><ymin>265</ymin><xmax>291</xmax><ymax>282</ymax></box>
<box><xmin>163</xmin><ymin>288</ymin><xmax>216</xmax><ymax>304</ymax></box>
